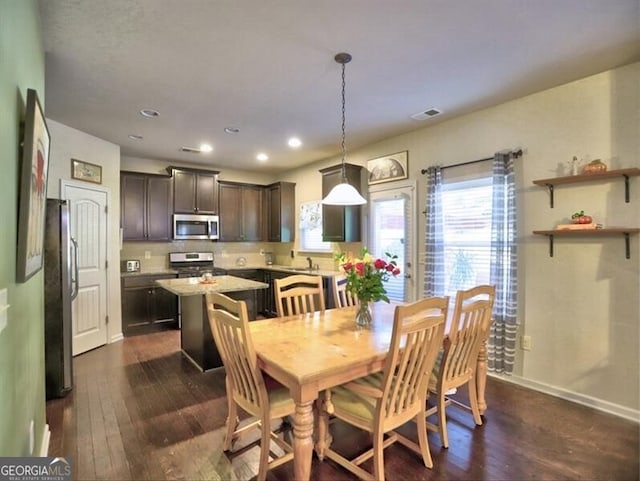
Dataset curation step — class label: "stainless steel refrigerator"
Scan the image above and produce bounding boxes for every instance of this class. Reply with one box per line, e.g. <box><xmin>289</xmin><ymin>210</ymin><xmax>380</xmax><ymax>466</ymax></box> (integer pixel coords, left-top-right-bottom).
<box><xmin>44</xmin><ymin>198</ymin><xmax>78</xmax><ymax>400</ymax></box>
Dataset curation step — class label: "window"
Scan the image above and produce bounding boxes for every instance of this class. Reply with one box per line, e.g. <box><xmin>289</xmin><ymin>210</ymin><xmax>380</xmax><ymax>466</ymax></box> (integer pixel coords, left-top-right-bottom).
<box><xmin>299</xmin><ymin>201</ymin><xmax>331</xmax><ymax>252</ymax></box>
<box><xmin>441</xmin><ymin>176</ymin><xmax>492</xmax><ymax>299</ymax></box>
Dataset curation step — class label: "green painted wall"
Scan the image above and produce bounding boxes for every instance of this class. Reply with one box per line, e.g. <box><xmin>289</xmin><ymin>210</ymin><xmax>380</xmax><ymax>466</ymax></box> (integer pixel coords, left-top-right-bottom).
<box><xmin>0</xmin><ymin>0</ymin><xmax>47</xmax><ymax>456</ymax></box>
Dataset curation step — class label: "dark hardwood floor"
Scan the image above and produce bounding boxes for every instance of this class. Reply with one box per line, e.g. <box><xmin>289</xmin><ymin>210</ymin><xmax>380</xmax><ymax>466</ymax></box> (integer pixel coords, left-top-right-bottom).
<box><xmin>46</xmin><ymin>330</ymin><xmax>639</xmax><ymax>480</ymax></box>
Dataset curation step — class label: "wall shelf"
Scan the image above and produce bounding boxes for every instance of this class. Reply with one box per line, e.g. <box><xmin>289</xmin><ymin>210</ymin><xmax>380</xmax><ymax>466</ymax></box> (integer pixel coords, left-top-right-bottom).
<box><xmin>532</xmin><ymin>228</ymin><xmax>640</xmax><ymax>259</ymax></box>
<box><xmin>532</xmin><ymin>168</ymin><xmax>640</xmax><ymax>207</ymax></box>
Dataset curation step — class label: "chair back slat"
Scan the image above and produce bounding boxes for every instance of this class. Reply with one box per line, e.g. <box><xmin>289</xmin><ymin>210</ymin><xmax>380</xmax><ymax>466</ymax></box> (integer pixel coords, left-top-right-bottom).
<box><xmin>206</xmin><ymin>292</ymin><xmax>266</xmax><ymax>412</ymax></box>
<box><xmin>332</xmin><ymin>274</ymin><xmax>357</xmax><ymax>308</ymax></box>
<box><xmin>441</xmin><ymin>285</ymin><xmax>495</xmax><ymax>386</ymax></box>
<box><xmin>274</xmin><ymin>274</ymin><xmax>325</xmax><ymax>317</ymax></box>
<box><xmin>380</xmin><ymin>297</ymin><xmax>447</xmax><ymax>423</ymax></box>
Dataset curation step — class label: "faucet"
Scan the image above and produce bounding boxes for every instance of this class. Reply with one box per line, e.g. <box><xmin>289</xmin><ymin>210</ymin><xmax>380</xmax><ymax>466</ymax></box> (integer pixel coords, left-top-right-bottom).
<box><xmin>306</xmin><ymin>256</ymin><xmax>313</xmax><ymax>269</ymax></box>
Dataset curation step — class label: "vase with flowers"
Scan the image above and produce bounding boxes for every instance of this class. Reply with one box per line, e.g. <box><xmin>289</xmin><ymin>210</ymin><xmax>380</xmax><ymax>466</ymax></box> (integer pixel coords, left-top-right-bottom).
<box><xmin>336</xmin><ymin>248</ymin><xmax>401</xmax><ymax>327</ymax></box>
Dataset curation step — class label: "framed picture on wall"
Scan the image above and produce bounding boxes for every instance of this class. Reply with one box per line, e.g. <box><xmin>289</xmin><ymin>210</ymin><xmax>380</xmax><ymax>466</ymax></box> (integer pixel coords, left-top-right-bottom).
<box><xmin>71</xmin><ymin>158</ymin><xmax>102</xmax><ymax>184</ymax></box>
<box><xmin>17</xmin><ymin>88</ymin><xmax>51</xmax><ymax>283</ymax></box>
<box><xmin>367</xmin><ymin>150</ymin><xmax>408</xmax><ymax>185</ymax></box>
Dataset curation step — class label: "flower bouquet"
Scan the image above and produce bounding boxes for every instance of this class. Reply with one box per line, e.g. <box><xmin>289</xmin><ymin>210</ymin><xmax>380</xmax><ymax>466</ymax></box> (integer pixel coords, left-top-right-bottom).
<box><xmin>336</xmin><ymin>248</ymin><xmax>401</xmax><ymax>326</ymax></box>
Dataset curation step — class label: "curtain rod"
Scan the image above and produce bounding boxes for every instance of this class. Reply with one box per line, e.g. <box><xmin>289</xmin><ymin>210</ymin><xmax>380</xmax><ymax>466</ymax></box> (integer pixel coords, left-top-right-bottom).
<box><xmin>420</xmin><ymin>149</ymin><xmax>523</xmax><ymax>175</ymax></box>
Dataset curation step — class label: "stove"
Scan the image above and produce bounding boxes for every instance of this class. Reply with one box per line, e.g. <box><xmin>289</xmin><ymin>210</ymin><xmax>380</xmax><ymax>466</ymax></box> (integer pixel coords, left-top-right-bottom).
<box><xmin>169</xmin><ymin>252</ymin><xmax>225</xmax><ymax>278</ymax></box>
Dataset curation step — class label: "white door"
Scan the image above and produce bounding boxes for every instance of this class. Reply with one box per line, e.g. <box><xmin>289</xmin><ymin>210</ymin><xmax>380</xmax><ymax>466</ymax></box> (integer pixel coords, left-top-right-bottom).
<box><xmin>369</xmin><ymin>182</ymin><xmax>417</xmax><ymax>302</ymax></box>
<box><xmin>62</xmin><ymin>181</ymin><xmax>109</xmax><ymax>355</ymax></box>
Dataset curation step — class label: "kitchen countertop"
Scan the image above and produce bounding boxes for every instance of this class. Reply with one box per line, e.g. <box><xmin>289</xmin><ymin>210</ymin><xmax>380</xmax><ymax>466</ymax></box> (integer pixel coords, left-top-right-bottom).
<box><xmin>156</xmin><ymin>275</ymin><xmax>268</xmax><ymax>296</ymax></box>
<box><xmin>122</xmin><ymin>265</ymin><xmax>339</xmax><ymax>278</ymax></box>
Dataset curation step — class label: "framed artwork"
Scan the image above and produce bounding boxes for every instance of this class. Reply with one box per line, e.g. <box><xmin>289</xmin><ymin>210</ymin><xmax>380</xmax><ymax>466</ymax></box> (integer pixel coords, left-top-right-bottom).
<box><xmin>367</xmin><ymin>150</ymin><xmax>408</xmax><ymax>185</ymax></box>
<box><xmin>17</xmin><ymin>88</ymin><xmax>51</xmax><ymax>283</ymax></box>
<box><xmin>71</xmin><ymin>158</ymin><xmax>102</xmax><ymax>184</ymax></box>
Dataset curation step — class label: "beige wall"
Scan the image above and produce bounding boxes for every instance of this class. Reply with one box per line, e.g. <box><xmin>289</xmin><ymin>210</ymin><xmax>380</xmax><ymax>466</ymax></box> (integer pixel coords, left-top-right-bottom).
<box><xmin>46</xmin><ymin>120</ymin><xmax>123</xmax><ymax>342</ymax></box>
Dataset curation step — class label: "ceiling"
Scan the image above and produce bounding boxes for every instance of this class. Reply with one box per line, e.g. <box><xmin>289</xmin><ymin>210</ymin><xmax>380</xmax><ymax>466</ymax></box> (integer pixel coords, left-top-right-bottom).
<box><xmin>39</xmin><ymin>0</ymin><xmax>640</xmax><ymax>174</ymax></box>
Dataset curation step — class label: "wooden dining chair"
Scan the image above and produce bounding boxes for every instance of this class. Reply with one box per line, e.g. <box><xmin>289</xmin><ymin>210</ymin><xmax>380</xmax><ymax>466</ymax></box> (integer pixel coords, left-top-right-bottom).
<box><xmin>426</xmin><ymin>284</ymin><xmax>495</xmax><ymax>448</ymax></box>
<box><xmin>205</xmin><ymin>292</ymin><xmax>294</xmax><ymax>481</ymax></box>
<box><xmin>323</xmin><ymin>296</ymin><xmax>448</xmax><ymax>481</ymax></box>
<box><xmin>332</xmin><ymin>274</ymin><xmax>357</xmax><ymax>308</ymax></box>
<box><xmin>274</xmin><ymin>274</ymin><xmax>325</xmax><ymax>317</ymax></box>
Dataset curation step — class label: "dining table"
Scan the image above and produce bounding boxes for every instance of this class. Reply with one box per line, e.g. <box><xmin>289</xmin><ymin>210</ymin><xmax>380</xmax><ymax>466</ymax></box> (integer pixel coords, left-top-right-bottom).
<box><xmin>249</xmin><ymin>301</ymin><xmax>489</xmax><ymax>481</ymax></box>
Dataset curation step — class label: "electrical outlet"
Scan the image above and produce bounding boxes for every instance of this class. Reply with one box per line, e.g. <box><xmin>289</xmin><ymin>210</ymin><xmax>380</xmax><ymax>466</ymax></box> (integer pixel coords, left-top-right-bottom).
<box><xmin>144</xmin><ymin>250</ymin><xmax>151</xmax><ymax>259</ymax></box>
<box><xmin>259</xmin><ymin>249</ymin><xmax>265</xmax><ymax>255</ymax></box>
<box><xmin>521</xmin><ymin>335</ymin><xmax>532</xmax><ymax>351</ymax></box>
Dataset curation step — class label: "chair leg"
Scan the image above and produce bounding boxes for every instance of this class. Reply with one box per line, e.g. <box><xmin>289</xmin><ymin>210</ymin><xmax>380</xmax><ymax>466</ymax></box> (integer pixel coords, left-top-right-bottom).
<box><xmin>438</xmin><ymin>389</ymin><xmax>449</xmax><ymax>448</ymax></box>
<box><xmin>468</xmin><ymin>375</ymin><xmax>483</xmax><ymax>426</ymax></box>
<box><xmin>372</xmin><ymin>430</ymin><xmax>385</xmax><ymax>481</ymax></box>
<box><xmin>257</xmin><ymin>419</ymin><xmax>272</xmax><ymax>481</ymax></box>
<box><xmin>416</xmin><ymin>411</ymin><xmax>433</xmax><ymax>468</ymax></box>
<box><xmin>223</xmin><ymin>379</ymin><xmax>239</xmax><ymax>451</ymax></box>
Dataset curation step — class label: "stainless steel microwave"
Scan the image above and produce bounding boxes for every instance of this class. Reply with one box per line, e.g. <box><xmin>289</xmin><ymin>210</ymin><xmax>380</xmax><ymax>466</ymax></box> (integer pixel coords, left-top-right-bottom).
<box><xmin>173</xmin><ymin>214</ymin><xmax>219</xmax><ymax>240</ymax></box>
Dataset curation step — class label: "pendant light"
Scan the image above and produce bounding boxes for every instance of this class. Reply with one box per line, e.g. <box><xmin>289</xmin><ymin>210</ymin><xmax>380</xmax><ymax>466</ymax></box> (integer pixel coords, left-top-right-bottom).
<box><xmin>322</xmin><ymin>53</ymin><xmax>367</xmax><ymax>205</ymax></box>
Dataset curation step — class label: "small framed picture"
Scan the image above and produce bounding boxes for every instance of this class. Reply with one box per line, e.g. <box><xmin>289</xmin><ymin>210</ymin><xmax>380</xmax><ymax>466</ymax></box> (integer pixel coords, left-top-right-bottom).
<box><xmin>71</xmin><ymin>158</ymin><xmax>102</xmax><ymax>184</ymax></box>
<box><xmin>367</xmin><ymin>151</ymin><xmax>408</xmax><ymax>185</ymax></box>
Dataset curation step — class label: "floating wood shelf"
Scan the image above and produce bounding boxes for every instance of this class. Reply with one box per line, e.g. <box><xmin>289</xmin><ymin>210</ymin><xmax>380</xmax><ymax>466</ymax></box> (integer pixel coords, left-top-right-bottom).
<box><xmin>532</xmin><ymin>168</ymin><xmax>640</xmax><ymax>207</ymax></box>
<box><xmin>532</xmin><ymin>228</ymin><xmax>640</xmax><ymax>259</ymax></box>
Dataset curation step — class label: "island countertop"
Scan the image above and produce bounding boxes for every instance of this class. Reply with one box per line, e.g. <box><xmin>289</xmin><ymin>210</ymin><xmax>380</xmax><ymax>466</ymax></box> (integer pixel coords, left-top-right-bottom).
<box><xmin>156</xmin><ymin>275</ymin><xmax>268</xmax><ymax>296</ymax></box>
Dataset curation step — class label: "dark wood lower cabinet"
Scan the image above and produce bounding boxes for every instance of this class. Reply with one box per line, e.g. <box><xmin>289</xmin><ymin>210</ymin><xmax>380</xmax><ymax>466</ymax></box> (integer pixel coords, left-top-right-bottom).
<box><xmin>121</xmin><ymin>275</ymin><xmax>178</xmax><ymax>336</ymax></box>
<box><xmin>180</xmin><ymin>288</ymin><xmax>264</xmax><ymax>371</ymax></box>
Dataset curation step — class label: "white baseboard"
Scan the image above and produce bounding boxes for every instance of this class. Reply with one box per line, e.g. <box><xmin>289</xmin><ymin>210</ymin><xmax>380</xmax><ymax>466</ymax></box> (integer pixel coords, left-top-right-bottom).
<box><xmin>40</xmin><ymin>424</ymin><xmax>50</xmax><ymax>456</ymax></box>
<box><xmin>490</xmin><ymin>373</ymin><xmax>640</xmax><ymax>423</ymax></box>
<box><xmin>110</xmin><ymin>332</ymin><xmax>124</xmax><ymax>343</ymax></box>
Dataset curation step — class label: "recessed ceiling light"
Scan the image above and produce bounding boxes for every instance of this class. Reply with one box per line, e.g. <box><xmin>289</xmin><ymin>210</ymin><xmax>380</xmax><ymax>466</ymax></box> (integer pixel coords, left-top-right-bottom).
<box><xmin>256</xmin><ymin>153</ymin><xmax>269</xmax><ymax>162</ymax></box>
<box><xmin>128</xmin><ymin>134</ymin><xmax>143</xmax><ymax>140</ymax></box>
<box><xmin>224</xmin><ymin>127</ymin><xmax>240</xmax><ymax>134</ymax></box>
<box><xmin>199</xmin><ymin>143</ymin><xmax>213</xmax><ymax>153</ymax></box>
<box><xmin>140</xmin><ymin>109</ymin><xmax>160</xmax><ymax>118</ymax></box>
<box><xmin>288</xmin><ymin>137</ymin><xmax>302</xmax><ymax>148</ymax></box>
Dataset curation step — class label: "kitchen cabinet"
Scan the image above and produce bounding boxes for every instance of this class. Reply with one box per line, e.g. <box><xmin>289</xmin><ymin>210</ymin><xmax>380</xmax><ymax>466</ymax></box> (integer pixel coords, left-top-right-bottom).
<box><xmin>169</xmin><ymin>166</ymin><xmax>220</xmax><ymax>214</ymax></box>
<box><xmin>532</xmin><ymin>167</ymin><xmax>640</xmax><ymax>258</ymax></box>
<box><xmin>218</xmin><ymin>181</ymin><xmax>264</xmax><ymax>241</ymax></box>
<box><xmin>121</xmin><ymin>274</ymin><xmax>178</xmax><ymax>336</ymax></box>
<box><xmin>227</xmin><ymin>269</ymin><xmax>266</xmax><ymax>316</ymax></box>
<box><xmin>319</xmin><ymin>163</ymin><xmax>363</xmax><ymax>242</ymax></box>
<box><xmin>120</xmin><ymin>172</ymin><xmax>173</xmax><ymax>241</ymax></box>
<box><xmin>266</xmin><ymin>182</ymin><xmax>296</xmax><ymax>242</ymax></box>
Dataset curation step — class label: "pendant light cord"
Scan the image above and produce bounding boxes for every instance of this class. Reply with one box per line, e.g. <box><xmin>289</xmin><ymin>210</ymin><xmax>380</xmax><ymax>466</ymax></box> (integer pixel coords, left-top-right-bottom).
<box><xmin>340</xmin><ymin>60</ymin><xmax>347</xmax><ymax>182</ymax></box>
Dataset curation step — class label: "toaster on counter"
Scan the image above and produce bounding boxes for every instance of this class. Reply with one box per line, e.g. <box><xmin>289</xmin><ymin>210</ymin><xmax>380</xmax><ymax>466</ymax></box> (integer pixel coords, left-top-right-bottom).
<box><xmin>121</xmin><ymin>259</ymin><xmax>140</xmax><ymax>272</ymax></box>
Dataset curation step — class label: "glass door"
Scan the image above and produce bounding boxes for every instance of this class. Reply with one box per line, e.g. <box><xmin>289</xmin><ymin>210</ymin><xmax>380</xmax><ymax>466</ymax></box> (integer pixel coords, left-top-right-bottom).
<box><xmin>369</xmin><ymin>182</ymin><xmax>416</xmax><ymax>302</ymax></box>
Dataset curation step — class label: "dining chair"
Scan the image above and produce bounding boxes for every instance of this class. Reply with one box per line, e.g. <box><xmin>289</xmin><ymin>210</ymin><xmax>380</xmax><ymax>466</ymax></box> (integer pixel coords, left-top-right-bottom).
<box><xmin>274</xmin><ymin>274</ymin><xmax>325</xmax><ymax>317</ymax></box>
<box><xmin>323</xmin><ymin>296</ymin><xmax>448</xmax><ymax>481</ymax></box>
<box><xmin>205</xmin><ymin>292</ymin><xmax>295</xmax><ymax>481</ymax></box>
<box><xmin>332</xmin><ymin>274</ymin><xmax>357</xmax><ymax>308</ymax></box>
<box><xmin>426</xmin><ymin>284</ymin><xmax>495</xmax><ymax>448</ymax></box>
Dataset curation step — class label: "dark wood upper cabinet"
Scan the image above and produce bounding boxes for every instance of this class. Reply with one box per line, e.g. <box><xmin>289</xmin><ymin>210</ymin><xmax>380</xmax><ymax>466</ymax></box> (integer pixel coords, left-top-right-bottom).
<box><xmin>266</xmin><ymin>182</ymin><xmax>296</xmax><ymax>242</ymax></box>
<box><xmin>120</xmin><ymin>172</ymin><xmax>173</xmax><ymax>241</ymax></box>
<box><xmin>169</xmin><ymin>167</ymin><xmax>219</xmax><ymax>214</ymax></box>
<box><xmin>218</xmin><ymin>182</ymin><xmax>264</xmax><ymax>242</ymax></box>
<box><xmin>320</xmin><ymin>163</ymin><xmax>363</xmax><ymax>242</ymax></box>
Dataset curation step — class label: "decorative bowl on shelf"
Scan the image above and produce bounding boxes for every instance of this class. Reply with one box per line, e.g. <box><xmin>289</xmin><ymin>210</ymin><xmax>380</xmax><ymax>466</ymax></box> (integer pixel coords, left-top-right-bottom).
<box><xmin>582</xmin><ymin>159</ymin><xmax>607</xmax><ymax>174</ymax></box>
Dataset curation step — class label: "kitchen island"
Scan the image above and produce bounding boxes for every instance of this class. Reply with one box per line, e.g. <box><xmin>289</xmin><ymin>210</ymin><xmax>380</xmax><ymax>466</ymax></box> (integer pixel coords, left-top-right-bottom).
<box><xmin>157</xmin><ymin>275</ymin><xmax>268</xmax><ymax>371</ymax></box>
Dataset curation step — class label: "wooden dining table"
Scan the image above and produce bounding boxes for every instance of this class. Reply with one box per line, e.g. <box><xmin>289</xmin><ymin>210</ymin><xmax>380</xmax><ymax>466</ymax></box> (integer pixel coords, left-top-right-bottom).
<box><xmin>249</xmin><ymin>302</ymin><xmax>489</xmax><ymax>481</ymax></box>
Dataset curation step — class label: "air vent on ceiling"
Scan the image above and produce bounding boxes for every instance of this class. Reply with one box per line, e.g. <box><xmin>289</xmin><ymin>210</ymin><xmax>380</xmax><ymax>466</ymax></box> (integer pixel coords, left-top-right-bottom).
<box><xmin>180</xmin><ymin>146</ymin><xmax>201</xmax><ymax>153</ymax></box>
<box><xmin>411</xmin><ymin>108</ymin><xmax>442</xmax><ymax>121</ymax></box>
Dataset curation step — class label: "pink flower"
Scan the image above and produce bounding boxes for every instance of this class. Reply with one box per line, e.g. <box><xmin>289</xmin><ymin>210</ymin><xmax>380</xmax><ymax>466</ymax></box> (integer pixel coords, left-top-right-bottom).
<box><xmin>392</xmin><ymin>267</ymin><xmax>400</xmax><ymax>276</ymax></box>
<box><xmin>355</xmin><ymin>262</ymin><xmax>365</xmax><ymax>275</ymax></box>
<box><xmin>343</xmin><ymin>262</ymin><xmax>353</xmax><ymax>271</ymax></box>
<box><xmin>374</xmin><ymin>258</ymin><xmax>386</xmax><ymax>269</ymax></box>
<box><xmin>385</xmin><ymin>264</ymin><xmax>395</xmax><ymax>272</ymax></box>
